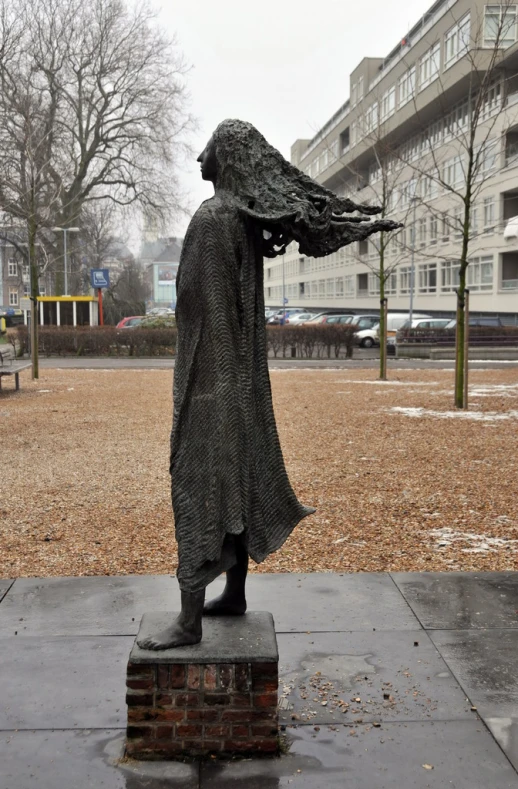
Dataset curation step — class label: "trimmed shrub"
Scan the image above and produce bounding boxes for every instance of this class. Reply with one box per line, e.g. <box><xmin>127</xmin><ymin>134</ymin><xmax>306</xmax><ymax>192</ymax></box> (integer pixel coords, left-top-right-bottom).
<box><xmin>267</xmin><ymin>324</ymin><xmax>356</xmax><ymax>359</ymax></box>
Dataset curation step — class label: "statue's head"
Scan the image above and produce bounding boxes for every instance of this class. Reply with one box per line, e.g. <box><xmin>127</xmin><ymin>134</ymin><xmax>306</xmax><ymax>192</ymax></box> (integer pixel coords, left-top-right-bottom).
<box><xmin>196</xmin><ymin>118</ymin><xmax>401</xmax><ymax>258</ymax></box>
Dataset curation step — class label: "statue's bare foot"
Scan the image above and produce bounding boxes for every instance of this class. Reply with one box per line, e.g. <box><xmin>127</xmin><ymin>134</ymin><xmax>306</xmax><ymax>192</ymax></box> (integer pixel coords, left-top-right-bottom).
<box><xmin>203</xmin><ymin>592</ymin><xmax>247</xmax><ymax>616</ymax></box>
<box><xmin>137</xmin><ymin>620</ymin><xmax>201</xmax><ymax>650</ymax></box>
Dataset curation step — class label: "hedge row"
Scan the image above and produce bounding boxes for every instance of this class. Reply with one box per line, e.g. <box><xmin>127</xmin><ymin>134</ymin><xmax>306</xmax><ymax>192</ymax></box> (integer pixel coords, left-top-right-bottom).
<box><xmin>9</xmin><ymin>326</ymin><xmax>177</xmax><ymax>357</ymax></box>
<box><xmin>399</xmin><ymin>326</ymin><xmax>518</xmax><ymax>346</ymax></box>
<box><xmin>8</xmin><ymin>323</ymin><xmax>357</xmax><ymax>359</ymax></box>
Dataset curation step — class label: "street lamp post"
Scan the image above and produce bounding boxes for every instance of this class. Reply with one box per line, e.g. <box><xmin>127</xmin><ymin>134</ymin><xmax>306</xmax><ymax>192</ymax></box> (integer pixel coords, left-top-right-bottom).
<box><xmin>409</xmin><ymin>198</ymin><xmax>417</xmax><ymax>325</ymax></box>
<box><xmin>52</xmin><ymin>227</ymin><xmax>80</xmax><ymax>295</ymax></box>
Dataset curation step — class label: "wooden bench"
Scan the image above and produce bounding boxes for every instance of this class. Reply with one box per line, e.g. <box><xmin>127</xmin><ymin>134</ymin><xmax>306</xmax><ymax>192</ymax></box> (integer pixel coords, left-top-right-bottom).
<box><xmin>0</xmin><ymin>347</ymin><xmax>32</xmax><ymax>391</ymax></box>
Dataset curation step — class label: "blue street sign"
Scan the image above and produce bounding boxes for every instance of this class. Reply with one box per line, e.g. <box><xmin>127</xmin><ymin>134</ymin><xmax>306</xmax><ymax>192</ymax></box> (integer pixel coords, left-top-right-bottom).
<box><xmin>283</xmin><ymin>297</ymin><xmax>289</xmax><ymax>304</ymax></box>
<box><xmin>90</xmin><ymin>269</ymin><xmax>110</xmax><ymax>288</ymax></box>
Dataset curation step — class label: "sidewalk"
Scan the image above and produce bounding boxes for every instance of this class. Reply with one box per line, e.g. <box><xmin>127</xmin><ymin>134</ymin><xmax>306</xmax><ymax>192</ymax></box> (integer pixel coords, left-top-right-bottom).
<box><xmin>1</xmin><ymin>571</ymin><xmax>517</xmax><ymax>787</ymax></box>
<box><xmin>36</xmin><ymin>355</ymin><xmax>518</xmax><ymax>370</ymax></box>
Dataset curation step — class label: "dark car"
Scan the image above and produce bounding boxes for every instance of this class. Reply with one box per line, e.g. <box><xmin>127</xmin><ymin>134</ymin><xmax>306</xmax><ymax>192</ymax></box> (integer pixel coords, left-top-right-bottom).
<box><xmin>444</xmin><ymin>316</ymin><xmax>503</xmax><ymax>329</ymax></box>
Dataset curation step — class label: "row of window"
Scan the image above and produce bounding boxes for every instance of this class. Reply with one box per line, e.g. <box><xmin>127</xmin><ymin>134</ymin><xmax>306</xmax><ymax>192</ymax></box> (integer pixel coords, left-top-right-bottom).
<box><xmin>266</xmin><ymin>257</ymin><xmax>495</xmax><ymax>302</ymax></box>
<box><xmin>305</xmin><ymin>3</ymin><xmax>511</xmax><ymax>178</ymax></box>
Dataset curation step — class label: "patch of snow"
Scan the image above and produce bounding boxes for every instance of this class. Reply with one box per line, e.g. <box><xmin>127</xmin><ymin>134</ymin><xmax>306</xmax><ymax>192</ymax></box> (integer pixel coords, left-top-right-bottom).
<box><xmin>388</xmin><ymin>406</ymin><xmax>518</xmax><ymax>422</ymax></box>
<box><xmin>429</xmin><ymin>527</ymin><xmax>518</xmax><ymax>554</ymax></box>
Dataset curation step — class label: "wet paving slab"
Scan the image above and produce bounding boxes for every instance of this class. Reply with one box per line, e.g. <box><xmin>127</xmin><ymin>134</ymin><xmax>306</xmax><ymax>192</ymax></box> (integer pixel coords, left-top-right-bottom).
<box><xmin>0</xmin><ymin>636</ymin><xmax>132</xmax><ymax>729</ymax></box>
<box><xmin>391</xmin><ymin>572</ymin><xmax>518</xmax><ymax>630</ymax></box>
<box><xmin>276</xmin><ymin>631</ymin><xmax>473</xmax><ymax>726</ymax></box>
<box><xmin>430</xmin><ymin>628</ymin><xmax>518</xmax><ymax>771</ymax></box>
<box><xmin>0</xmin><ymin>730</ymin><xmax>199</xmax><ymax>789</ymax></box>
<box><xmin>206</xmin><ymin>573</ymin><xmax>420</xmax><ymax>632</ymax></box>
<box><xmin>0</xmin><ymin>579</ymin><xmax>13</xmax><ymax>603</ymax></box>
<box><xmin>200</xmin><ymin>721</ymin><xmax>518</xmax><ymax>788</ymax></box>
<box><xmin>0</xmin><ymin>576</ymin><xmax>179</xmax><ymax>637</ymax></box>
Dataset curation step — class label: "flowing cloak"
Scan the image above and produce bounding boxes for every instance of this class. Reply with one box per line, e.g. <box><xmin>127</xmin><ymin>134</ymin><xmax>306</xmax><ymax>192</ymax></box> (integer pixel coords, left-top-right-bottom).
<box><xmin>171</xmin><ymin>195</ymin><xmax>314</xmax><ymax>591</ymax></box>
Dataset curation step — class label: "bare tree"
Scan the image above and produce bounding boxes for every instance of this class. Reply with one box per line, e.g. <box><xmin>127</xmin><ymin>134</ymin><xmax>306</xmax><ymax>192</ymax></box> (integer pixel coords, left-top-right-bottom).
<box><xmin>0</xmin><ymin>0</ymin><xmax>192</xmax><ymax>278</ymax></box>
<box><xmin>323</xmin><ymin>117</ymin><xmax>414</xmax><ymax>379</ymax></box>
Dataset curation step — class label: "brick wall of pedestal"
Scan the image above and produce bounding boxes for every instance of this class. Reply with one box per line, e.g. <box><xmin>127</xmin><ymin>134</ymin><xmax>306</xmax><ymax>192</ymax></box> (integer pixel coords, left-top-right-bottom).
<box><xmin>125</xmin><ymin>659</ymin><xmax>279</xmax><ymax>758</ymax></box>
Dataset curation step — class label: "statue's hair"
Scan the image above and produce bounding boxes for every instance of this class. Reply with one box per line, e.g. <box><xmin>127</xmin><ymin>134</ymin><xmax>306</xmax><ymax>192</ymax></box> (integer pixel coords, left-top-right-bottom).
<box><xmin>212</xmin><ymin>119</ymin><xmax>401</xmax><ymax>258</ymax></box>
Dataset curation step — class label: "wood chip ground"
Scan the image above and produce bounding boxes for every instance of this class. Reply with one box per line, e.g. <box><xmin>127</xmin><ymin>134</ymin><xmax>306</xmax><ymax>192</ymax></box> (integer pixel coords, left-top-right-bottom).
<box><xmin>1</xmin><ymin>367</ymin><xmax>517</xmax><ymax>578</ymax></box>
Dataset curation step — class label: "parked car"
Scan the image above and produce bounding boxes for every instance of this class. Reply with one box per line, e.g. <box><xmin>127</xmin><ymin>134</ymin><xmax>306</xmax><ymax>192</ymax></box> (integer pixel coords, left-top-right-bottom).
<box><xmin>267</xmin><ymin>309</ymin><xmax>306</xmax><ymax>325</ymax></box>
<box><xmin>305</xmin><ymin>313</ymin><xmax>355</xmax><ymax>325</ymax></box>
<box><xmin>285</xmin><ymin>312</ymin><xmax>316</xmax><ymax>325</ymax></box>
<box><xmin>147</xmin><ymin>307</ymin><xmax>174</xmax><ymax>316</ymax></box>
<box><xmin>116</xmin><ymin>316</ymin><xmax>145</xmax><ymax>328</ymax></box>
<box><xmin>354</xmin><ymin>324</ymin><xmax>380</xmax><ymax>348</ymax></box>
<box><xmin>443</xmin><ymin>316</ymin><xmax>503</xmax><ymax>329</ymax></box>
<box><xmin>385</xmin><ymin>313</ymin><xmax>432</xmax><ymax>352</ymax></box>
<box><xmin>396</xmin><ymin>318</ymin><xmax>451</xmax><ymax>343</ymax></box>
<box><xmin>348</xmin><ymin>314</ymin><xmax>381</xmax><ymax>331</ymax></box>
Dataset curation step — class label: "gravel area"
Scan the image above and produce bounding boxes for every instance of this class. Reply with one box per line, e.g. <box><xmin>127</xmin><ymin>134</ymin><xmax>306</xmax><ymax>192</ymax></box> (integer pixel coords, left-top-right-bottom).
<box><xmin>1</xmin><ymin>367</ymin><xmax>517</xmax><ymax>578</ymax></box>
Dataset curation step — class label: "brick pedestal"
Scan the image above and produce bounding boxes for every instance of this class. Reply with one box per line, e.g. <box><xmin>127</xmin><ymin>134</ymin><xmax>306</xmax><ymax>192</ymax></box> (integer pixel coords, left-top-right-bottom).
<box><xmin>126</xmin><ymin>611</ymin><xmax>279</xmax><ymax>759</ymax></box>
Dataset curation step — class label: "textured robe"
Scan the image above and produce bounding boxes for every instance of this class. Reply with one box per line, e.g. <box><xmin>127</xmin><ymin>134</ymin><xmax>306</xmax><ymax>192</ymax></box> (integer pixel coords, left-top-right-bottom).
<box><xmin>171</xmin><ymin>195</ymin><xmax>314</xmax><ymax>591</ymax></box>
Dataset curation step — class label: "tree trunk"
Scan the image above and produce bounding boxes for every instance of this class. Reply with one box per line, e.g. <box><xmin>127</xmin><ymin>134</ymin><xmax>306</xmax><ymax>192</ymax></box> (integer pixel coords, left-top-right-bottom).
<box><xmin>29</xmin><ymin>222</ymin><xmax>39</xmax><ymax>379</ymax></box>
<box><xmin>378</xmin><ymin>241</ymin><xmax>386</xmax><ymax>380</ymax></box>
<box><xmin>454</xmin><ymin>270</ymin><xmax>467</xmax><ymax>408</ymax></box>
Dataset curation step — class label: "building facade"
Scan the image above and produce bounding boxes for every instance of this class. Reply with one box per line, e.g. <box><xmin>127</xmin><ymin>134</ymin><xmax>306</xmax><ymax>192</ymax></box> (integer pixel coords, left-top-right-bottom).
<box><xmin>266</xmin><ymin>0</ymin><xmax>518</xmax><ymax>320</ymax></box>
<box><xmin>144</xmin><ymin>238</ymin><xmax>183</xmax><ymax>310</ymax></box>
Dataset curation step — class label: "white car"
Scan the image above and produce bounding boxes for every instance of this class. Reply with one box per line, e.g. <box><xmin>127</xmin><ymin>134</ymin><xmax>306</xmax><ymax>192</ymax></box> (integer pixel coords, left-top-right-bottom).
<box><xmin>285</xmin><ymin>312</ymin><xmax>316</xmax><ymax>325</ymax></box>
<box><xmin>354</xmin><ymin>324</ymin><xmax>380</xmax><ymax>348</ymax></box>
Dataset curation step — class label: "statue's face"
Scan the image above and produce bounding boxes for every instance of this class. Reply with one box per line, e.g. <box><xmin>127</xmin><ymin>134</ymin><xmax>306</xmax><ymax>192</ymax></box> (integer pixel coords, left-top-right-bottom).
<box><xmin>197</xmin><ymin>137</ymin><xmax>218</xmax><ymax>183</ymax></box>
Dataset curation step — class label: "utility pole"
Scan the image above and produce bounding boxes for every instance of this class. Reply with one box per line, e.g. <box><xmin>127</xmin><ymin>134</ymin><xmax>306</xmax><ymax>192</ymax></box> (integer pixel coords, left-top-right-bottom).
<box><xmin>52</xmin><ymin>227</ymin><xmax>80</xmax><ymax>295</ymax></box>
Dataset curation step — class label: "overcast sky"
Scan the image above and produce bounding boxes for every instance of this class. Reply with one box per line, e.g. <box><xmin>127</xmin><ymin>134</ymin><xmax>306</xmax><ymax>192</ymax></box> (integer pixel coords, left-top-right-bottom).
<box><xmin>159</xmin><ymin>0</ymin><xmax>436</xmax><ymax>236</ymax></box>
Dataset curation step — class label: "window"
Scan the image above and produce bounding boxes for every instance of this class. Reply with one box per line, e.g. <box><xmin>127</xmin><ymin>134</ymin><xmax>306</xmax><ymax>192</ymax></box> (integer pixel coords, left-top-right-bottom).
<box><xmin>480</xmin><ymin>80</ymin><xmax>502</xmax><ymax>120</ymax></box>
<box><xmin>479</xmin><ymin>140</ymin><xmax>498</xmax><ymax>176</ymax></box>
<box><xmin>7</xmin><ymin>259</ymin><xmax>17</xmax><ymax>277</ymax></box>
<box><xmin>318</xmin><ymin>279</ymin><xmax>325</xmax><ymax>297</ymax></box>
<box><xmin>419</xmin><ymin>218</ymin><xmax>427</xmax><ymax>246</ymax></box>
<box><xmin>368</xmin><ymin>161</ymin><xmax>381</xmax><ymax>184</ymax></box>
<box><xmin>344</xmin><ymin>275</ymin><xmax>354</xmax><ymax>296</ymax></box>
<box><xmin>9</xmin><ymin>287</ymin><xmax>18</xmax><ymax>306</ymax></box>
<box><xmin>358</xmin><ymin>76</ymin><xmax>364</xmax><ymax>102</ymax></box>
<box><xmin>453</xmin><ymin>207</ymin><xmax>463</xmax><ymax>240</ymax></box>
<box><xmin>418</xmin><ymin>263</ymin><xmax>437</xmax><ymax>293</ymax></box>
<box><xmin>400</xmin><ymin>266</ymin><xmax>412</xmax><ymax>294</ymax></box>
<box><xmin>335</xmin><ymin>277</ymin><xmax>344</xmax><ymax>297</ymax></box>
<box><xmin>443</xmin><ymin>155</ymin><xmax>464</xmax><ymax>189</ymax></box>
<box><xmin>430</xmin><ymin>215</ymin><xmax>438</xmax><ymax>244</ymax></box>
<box><xmin>368</xmin><ymin>273</ymin><xmax>380</xmax><ymax>295</ymax></box>
<box><xmin>326</xmin><ymin>278</ymin><xmax>335</xmax><ymax>297</ymax></box>
<box><xmin>357</xmin><ymin>272</ymin><xmax>368</xmax><ymax>294</ymax></box>
<box><xmin>484</xmin><ymin>5</ymin><xmax>517</xmax><ymax>48</ymax></box>
<box><xmin>385</xmin><ymin>272</ymin><xmax>397</xmax><ymax>295</ymax></box>
<box><xmin>441</xmin><ymin>261</ymin><xmax>460</xmax><ymax>292</ymax></box>
<box><xmin>419</xmin><ymin>42</ymin><xmax>440</xmax><ymax>89</ymax></box>
<box><xmin>470</xmin><ymin>206</ymin><xmax>478</xmax><ymax>236</ymax></box>
<box><xmin>23</xmin><ymin>282</ymin><xmax>30</xmax><ymax>296</ymax></box>
<box><xmin>381</xmin><ymin>86</ymin><xmax>396</xmax><ymax>121</ymax></box>
<box><xmin>441</xmin><ymin>214</ymin><xmax>450</xmax><ymax>242</ymax></box>
<box><xmin>365</xmin><ymin>102</ymin><xmax>378</xmax><ymax>133</ymax></box>
<box><xmin>340</xmin><ymin>128</ymin><xmax>350</xmax><ymax>153</ymax></box>
<box><xmin>299</xmin><ymin>282</ymin><xmax>305</xmax><ymax>297</ymax></box>
<box><xmin>483</xmin><ymin>196</ymin><xmax>496</xmax><ymax>232</ymax></box>
<box><xmin>445</xmin><ymin>14</ymin><xmax>470</xmax><ymax>67</ymax></box>
<box><xmin>398</xmin><ymin>66</ymin><xmax>416</xmax><ymax>107</ymax></box>
<box><xmin>467</xmin><ymin>256</ymin><xmax>493</xmax><ymax>290</ymax></box>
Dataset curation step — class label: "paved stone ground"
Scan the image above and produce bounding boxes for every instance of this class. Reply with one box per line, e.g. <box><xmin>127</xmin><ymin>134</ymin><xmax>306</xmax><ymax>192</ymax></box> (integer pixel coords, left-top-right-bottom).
<box><xmin>1</xmin><ymin>572</ymin><xmax>518</xmax><ymax>788</ymax></box>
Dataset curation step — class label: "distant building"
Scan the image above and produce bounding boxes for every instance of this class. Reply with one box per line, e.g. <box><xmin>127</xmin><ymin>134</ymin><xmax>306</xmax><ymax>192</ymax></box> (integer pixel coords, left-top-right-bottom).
<box><xmin>144</xmin><ymin>237</ymin><xmax>183</xmax><ymax>310</ymax></box>
<box><xmin>267</xmin><ymin>0</ymin><xmax>518</xmax><ymax>321</ymax></box>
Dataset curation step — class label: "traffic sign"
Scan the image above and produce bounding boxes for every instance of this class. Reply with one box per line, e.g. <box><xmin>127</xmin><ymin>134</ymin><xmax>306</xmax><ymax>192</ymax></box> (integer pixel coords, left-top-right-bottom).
<box><xmin>90</xmin><ymin>269</ymin><xmax>110</xmax><ymax>288</ymax></box>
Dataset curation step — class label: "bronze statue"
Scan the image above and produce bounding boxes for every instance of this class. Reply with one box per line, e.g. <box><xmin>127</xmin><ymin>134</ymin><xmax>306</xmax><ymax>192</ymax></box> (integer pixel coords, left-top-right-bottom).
<box><xmin>137</xmin><ymin>120</ymin><xmax>401</xmax><ymax>650</ymax></box>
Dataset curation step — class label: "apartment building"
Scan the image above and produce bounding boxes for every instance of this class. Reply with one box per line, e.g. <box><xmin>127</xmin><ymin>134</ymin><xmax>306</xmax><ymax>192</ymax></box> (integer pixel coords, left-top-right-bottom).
<box><xmin>265</xmin><ymin>0</ymin><xmax>518</xmax><ymax>319</ymax></box>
